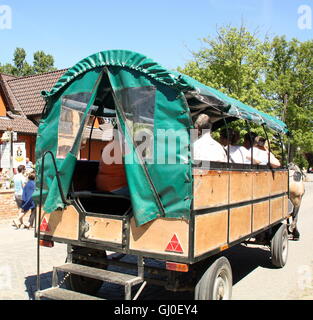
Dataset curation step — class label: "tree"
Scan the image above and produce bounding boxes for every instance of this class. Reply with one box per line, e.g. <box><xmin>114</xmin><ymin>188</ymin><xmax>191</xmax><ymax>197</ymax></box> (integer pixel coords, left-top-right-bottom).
<box><xmin>0</xmin><ymin>48</ymin><xmax>56</xmax><ymax>76</ymax></box>
<box><xmin>178</xmin><ymin>25</ymin><xmax>272</xmax><ymax>112</ymax></box>
<box><xmin>0</xmin><ymin>63</ymin><xmax>15</xmax><ymax>75</ymax></box>
<box><xmin>263</xmin><ymin>37</ymin><xmax>313</xmax><ymax>161</ymax></box>
<box><xmin>13</xmin><ymin>48</ymin><xmax>26</xmax><ymax>71</ymax></box>
<box><xmin>178</xmin><ymin>26</ymin><xmax>313</xmax><ymax>165</ymax></box>
<box><xmin>33</xmin><ymin>51</ymin><xmax>55</xmax><ymax>74</ymax></box>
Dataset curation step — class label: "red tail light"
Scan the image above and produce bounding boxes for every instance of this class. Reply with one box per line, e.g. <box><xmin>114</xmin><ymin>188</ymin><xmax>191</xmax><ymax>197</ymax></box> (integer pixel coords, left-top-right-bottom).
<box><xmin>39</xmin><ymin>240</ymin><xmax>54</xmax><ymax>248</ymax></box>
<box><xmin>166</xmin><ymin>262</ymin><xmax>189</xmax><ymax>272</ymax></box>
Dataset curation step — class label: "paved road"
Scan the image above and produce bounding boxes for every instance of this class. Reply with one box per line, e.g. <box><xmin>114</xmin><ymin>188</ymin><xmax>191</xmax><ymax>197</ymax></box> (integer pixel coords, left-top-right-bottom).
<box><xmin>229</xmin><ymin>182</ymin><xmax>313</xmax><ymax>300</ymax></box>
<box><xmin>0</xmin><ymin>183</ymin><xmax>312</xmax><ymax>300</ymax></box>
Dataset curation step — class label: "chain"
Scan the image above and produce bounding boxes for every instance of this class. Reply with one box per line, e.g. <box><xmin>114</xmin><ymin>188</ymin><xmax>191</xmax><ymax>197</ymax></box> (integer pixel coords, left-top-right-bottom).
<box><xmin>56</xmin><ymin>272</ymin><xmax>71</xmax><ymax>288</ymax></box>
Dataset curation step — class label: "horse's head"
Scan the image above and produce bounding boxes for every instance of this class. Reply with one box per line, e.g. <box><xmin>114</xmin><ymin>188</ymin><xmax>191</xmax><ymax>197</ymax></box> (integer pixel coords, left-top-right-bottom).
<box><xmin>288</xmin><ymin>162</ymin><xmax>300</xmax><ymax>171</ymax></box>
<box><xmin>288</xmin><ymin>162</ymin><xmax>304</xmax><ymax>182</ymax></box>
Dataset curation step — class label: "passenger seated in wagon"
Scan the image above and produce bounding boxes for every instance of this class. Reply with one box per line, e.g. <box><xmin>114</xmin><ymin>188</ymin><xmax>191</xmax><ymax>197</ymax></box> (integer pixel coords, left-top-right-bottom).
<box><xmin>193</xmin><ymin>114</ymin><xmax>227</xmax><ymax>162</ymax></box>
<box><xmin>247</xmin><ymin>136</ymin><xmax>281</xmax><ymax>168</ymax></box>
<box><xmin>219</xmin><ymin>128</ymin><xmax>249</xmax><ymax>164</ymax></box>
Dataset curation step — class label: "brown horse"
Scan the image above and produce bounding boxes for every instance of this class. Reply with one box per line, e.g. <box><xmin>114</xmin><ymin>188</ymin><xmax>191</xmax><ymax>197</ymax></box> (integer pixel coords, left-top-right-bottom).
<box><xmin>288</xmin><ymin>163</ymin><xmax>305</xmax><ymax>240</ymax></box>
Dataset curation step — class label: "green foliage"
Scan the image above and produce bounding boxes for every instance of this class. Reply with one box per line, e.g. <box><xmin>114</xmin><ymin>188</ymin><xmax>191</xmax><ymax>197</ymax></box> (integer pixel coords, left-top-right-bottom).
<box><xmin>33</xmin><ymin>51</ymin><xmax>55</xmax><ymax>74</ymax></box>
<box><xmin>294</xmin><ymin>152</ymin><xmax>308</xmax><ymax>170</ymax></box>
<box><xmin>179</xmin><ymin>26</ymin><xmax>313</xmax><ymax>165</ymax></box>
<box><xmin>178</xmin><ymin>26</ymin><xmax>273</xmax><ymax>112</ymax></box>
<box><xmin>0</xmin><ymin>47</ymin><xmax>56</xmax><ymax>76</ymax></box>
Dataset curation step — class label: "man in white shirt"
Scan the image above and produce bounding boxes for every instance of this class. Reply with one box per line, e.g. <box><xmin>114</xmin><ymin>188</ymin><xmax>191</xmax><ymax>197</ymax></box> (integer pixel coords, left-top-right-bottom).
<box><xmin>193</xmin><ymin>114</ymin><xmax>227</xmax><ymax>162</ymax></box>
<box><xmin>220</xmin><ymin>128</ymin><xmax>249</xmax><ymax>164</ymax></box>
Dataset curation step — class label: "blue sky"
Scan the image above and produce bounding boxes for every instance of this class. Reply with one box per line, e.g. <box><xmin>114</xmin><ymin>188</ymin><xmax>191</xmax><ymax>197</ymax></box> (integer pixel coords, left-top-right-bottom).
<box><xmin>1</xmin><ymin>0</ymin><xmax>313</xmax><ymax>70</ymax></box>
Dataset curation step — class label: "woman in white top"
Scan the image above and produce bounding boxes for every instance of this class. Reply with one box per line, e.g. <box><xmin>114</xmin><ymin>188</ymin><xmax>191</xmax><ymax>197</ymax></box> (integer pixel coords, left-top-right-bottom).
<box><xmin>247</xmin><ymin>136</ymin><xmax>281</xmax><ymax>168</ymax></box>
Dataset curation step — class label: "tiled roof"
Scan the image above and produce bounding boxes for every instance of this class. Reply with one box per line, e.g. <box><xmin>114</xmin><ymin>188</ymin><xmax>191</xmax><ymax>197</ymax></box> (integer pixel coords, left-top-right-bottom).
<box><xmin>0</xmin><ymin>70</ymin><xmax>114</xmax><ymax>138</ymax></box>
<box><xmin>0</xmin><ymin>113</ymin><xmax>38</xmax><ymax>134</ymax></box>
<box><xmin>84</xmin><ymin>123</ymin><xmax>114</xmax><ymax>141</ymax></box>
<box><xmin>5</xmin><ymin>69</ymin><xmax>67</xmax><ymax>116</ymax></box>
<box><xmin>0</xmin><ymin>74</ymin><xmax>17</xmax><ymax>81</ymax></box>
<box><xmin>0</xmin><ymin>73</ymin><xmax>23</xmax><ymax>114</ymax></box>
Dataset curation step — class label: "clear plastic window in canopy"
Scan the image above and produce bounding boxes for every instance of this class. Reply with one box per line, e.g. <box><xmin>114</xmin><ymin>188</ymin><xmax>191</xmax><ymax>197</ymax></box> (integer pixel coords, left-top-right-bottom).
<box><xmin>57</xmin><ymin>92</ymin><xmax>93</xmax><ymax>159</ymax></box>
<box><xmin>115</xmin><ymin>86</ymin><xmax>156</xmax><ymax>162</ymax></box>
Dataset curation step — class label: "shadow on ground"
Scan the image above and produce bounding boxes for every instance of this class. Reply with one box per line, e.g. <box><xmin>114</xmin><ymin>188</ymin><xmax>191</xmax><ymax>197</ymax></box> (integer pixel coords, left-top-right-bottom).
<box><xmin>24</xmin><ymin>243</ymin><xmax>276</xmax><ymax>300</ymax></box>
<box><xmin>222</xmin><ymin>243</ymin><xmax>275</xmax><ymax>285</ymax></box>
<box><xmin>25</xmin><ymin>272</ymin><xmax>55</xmax><ymax>300</ymax></box>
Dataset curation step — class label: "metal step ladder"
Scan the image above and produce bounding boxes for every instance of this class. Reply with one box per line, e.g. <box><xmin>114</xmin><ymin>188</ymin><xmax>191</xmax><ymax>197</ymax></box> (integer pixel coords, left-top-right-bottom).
<box><xmin>35</xmin><ymin>262</ymin><xmax>145</xmax><ymax>300</ymax></box>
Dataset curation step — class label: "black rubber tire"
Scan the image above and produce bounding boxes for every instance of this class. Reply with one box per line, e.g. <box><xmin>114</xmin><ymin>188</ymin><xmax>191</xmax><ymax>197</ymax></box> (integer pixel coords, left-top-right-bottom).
<box><xmin>65</xmin><ymin>250</ymin><xmax>107</xmax><ymax>295</ymax></box>
<box><xmin>271</xmin><ymin>224</ymin><xmax>289</xmax><ymax>268</ymax></box>
<box><xmin>195</xmin><ymin>256</ymin><xmax>232</xmax><ymax>300</ymax></box>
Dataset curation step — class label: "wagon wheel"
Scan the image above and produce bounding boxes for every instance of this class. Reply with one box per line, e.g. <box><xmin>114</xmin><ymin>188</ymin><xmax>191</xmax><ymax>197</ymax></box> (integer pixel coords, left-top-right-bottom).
<box><xmin>65</xmin><ymin>249</ymin><xmax>107</xmax><ymax>295</ymax></box>
<box><xmin>271</xmin><ymin>223</ymin><xmax>289</xmax><ymax>268</ymax></box>
<box><xmin>195</xmin><ymin>256</ymin><xmax>232</xmax><ymax>300</ymax></box>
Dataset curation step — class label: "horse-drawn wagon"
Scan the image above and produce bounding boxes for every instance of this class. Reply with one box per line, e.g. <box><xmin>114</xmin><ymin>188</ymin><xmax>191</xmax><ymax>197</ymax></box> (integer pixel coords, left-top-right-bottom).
<box><xmin>34</xmin><ymin>50</ymin><xmax>293</xmax><ymax>300</ymax></box>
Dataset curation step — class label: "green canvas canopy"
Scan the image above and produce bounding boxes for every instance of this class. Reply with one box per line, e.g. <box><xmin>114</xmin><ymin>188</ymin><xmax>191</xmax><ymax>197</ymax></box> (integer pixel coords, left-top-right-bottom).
<box><xmin>41</xmin><ymin>50</ymin><xmax>288</xmax><ymax>134</ymax></box>
<box><xmin>34</xmin><ymin>50</ymin><xmax>288</xmax><ymax>226</ymax></box>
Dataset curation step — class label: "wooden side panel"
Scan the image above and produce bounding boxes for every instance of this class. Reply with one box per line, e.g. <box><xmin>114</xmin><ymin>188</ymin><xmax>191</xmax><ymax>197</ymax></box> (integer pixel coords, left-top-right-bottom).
<box><xmin>129</xmin><ymin>218</ymin><xmax>189</xmax><ymax>257</ymax></box>
<box><xmin>283</xmin><ymin>195</ymin><xmax>289</xmax><ymax>218</ymax></box>
<box><xmin>84</xmin><ymin>217</ymin><xmax>123</xmax><ymax>244</ymax></box>
<box><xmin>281</xmin><ymin>171</ymin><xmax>289</xmax><ymax>192</ymax></box>
<box><xmin>270</xmin><ymin>197</ymin><xmax>284</xmax><ymax>224</ymax></box>
<box><xmin>229</xmin><ymin>171</ymin><xmax>253</xmax><ymax>204</ymax></box>
<box><xmin>195</xmin><ymin>210</ymin><xmax>228</xmax><ymax>257</ymax></box>
<box><xmin>193</xmin><ymin>170</ymin><xmax>229</xmax><ymax>210</ymax></box>
<box><xmin>38</xmin><ymin>206</ymin><xmax>79</xmax><ymax>240</ymax></box>
<box><xmin>253</xmin><ymin>171</ymin><xmax>270</xmax><ymax>199</ymax></box>
<box><xmin>252</xmin><ymin>201</ymin><xmax>270</xmax><ymax>232</ymax></box>
<box><xmin>229</xmin><ymin>205</ymin><xmax>252</xmax><ymax>242</ymax></box>
<box><xmin>270</xmin><ymin>171</ymin><xmax>286</xmax><ymax>195</ymax></box>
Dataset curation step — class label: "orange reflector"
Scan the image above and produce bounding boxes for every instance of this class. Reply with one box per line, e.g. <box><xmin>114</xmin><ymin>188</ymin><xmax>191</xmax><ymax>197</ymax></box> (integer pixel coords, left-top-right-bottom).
<box><xmin>166</xmin><ymin>262</ymin><xmax>189</xmax><ymax>272</ymax></box>
<box><xmin>220</xmin><ymin>244</ymin><xmax>229</xmax><ymax>251</ymax></box>
<box><xmin>39</xmin><ymin>240</ymin><xmax>54</xmax><ymax>248</ymax></box>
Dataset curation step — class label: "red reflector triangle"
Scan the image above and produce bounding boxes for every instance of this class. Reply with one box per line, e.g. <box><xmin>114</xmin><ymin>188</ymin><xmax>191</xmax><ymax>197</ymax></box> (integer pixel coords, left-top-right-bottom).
<box><xmin>40</xmin><ymin>218</ymin><xmax>50</xmax><ymax>232</ymax></box>
<box><xmin>165</xmin><ymin>234</ymin><xmax>183</xmax><ymax>254</ymax></box>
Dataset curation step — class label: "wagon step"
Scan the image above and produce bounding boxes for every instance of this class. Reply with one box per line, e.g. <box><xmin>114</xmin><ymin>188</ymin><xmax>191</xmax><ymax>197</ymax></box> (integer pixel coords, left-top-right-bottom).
<box><xmin>35</xmin><ymin>287</ymin><xmax>104</xmax><ymax>300</ymax></box>
<box><xmin>55</xmin><ymin>263</ymin><xmax>143</xmax><ymax>286</ymax></box>
<box><xmin>36</xmin><ymin>262</ymin><xmax>145</xmax><ymax>300</ymax></box>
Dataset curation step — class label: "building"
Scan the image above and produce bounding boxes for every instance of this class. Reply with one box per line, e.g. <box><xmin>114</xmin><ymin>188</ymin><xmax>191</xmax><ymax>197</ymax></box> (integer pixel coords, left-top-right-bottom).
<box><xmin>0</xmin><ymin>71</ymin><xmax>66</xmax><ymax>163</ymax></box>
<box><xmin>0</xmin><ymin>70</ymin><xmax>111</xmax><ymax>167</ymax></box>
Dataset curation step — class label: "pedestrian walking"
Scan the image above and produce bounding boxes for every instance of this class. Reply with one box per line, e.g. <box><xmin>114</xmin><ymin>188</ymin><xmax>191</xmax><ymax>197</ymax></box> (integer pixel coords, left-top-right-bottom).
<box><xmin>25</xmin><ymin>157</ymin><xmax>33</xmax><ymax>170</ymax></box>
<box><xmin>13</xmin><ymin>172</ymin><xmax>36</xmax><ymax>229</ymax></box>
<box><xmin>21</xmin><ymin>172</ymin><xmax>36</xmax><ymax>229</ymax></box>
<box><xmin>12</xmin><ymin>165</ymin><xmax>26</xmax><ymax>228</ymax></box>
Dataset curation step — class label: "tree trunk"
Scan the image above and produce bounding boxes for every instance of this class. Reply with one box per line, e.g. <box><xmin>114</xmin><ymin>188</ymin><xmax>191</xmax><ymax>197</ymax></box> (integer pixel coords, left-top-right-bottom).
<box><xmin>288</xmin><ymin>144</ymin><xmax>297</xmax><ymax>163</ymax></box>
